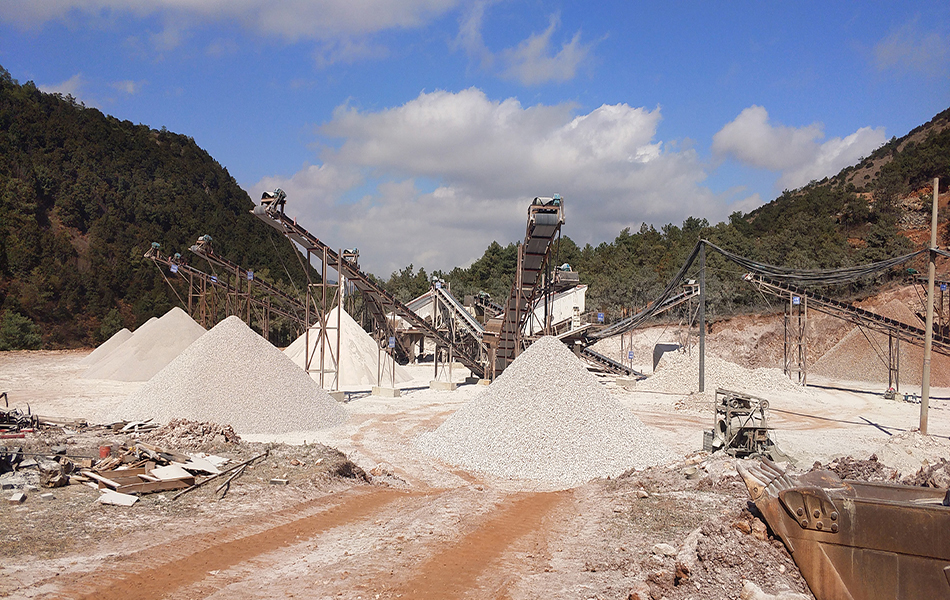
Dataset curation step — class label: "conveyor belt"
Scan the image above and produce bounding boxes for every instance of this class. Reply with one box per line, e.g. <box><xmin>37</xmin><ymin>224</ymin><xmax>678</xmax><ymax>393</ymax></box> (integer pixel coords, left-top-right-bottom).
<box><xmin>590</xmin><ymin>282</ymin><xmax>700</xmax><ymax>340</ymax></box>
<box><xmin>435</xmin><ymin>285</ymin><xmax>485</xmax><ymax>339</ymax></box>
<box><xmin>472</xmin><ymin>293</ymin><xmax>504</xmax><ymax>317</ymax></box>
<box><xmin>747</xmin><ymin>273</ymin><xmax>950</xmax><ymax>356</ymax></box>
<box><xmin>253</xmin><ymin>204</ymin><xmax>486</xmax><ymax>378</ymax></box>
<box><xmin>189</xmin><ymin>242</ymin><xmax>306</xmax><ymax>323</ymax></box>
<box><xmin>580</xmin><ymin>347</ymin><xmax>645</xmax><ymax>378</ymax></box>
<box><xmin>494</xmin><ymin>198</ymin><xmax>565</xmax><ymax>374</ymax></box>
<box><xmin>145</xmin><ymin>248</ymin><xmax>304</xmax><ymax>326</ymax></box>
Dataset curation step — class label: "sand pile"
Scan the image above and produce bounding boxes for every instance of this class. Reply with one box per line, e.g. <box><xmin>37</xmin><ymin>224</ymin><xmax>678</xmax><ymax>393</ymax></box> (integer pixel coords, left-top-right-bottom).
<box><xmin>79</xmin><ymin>327</ymin><xmax>133</xmax><ymax>367</ymax></box>
<box><xmin>109</xmin><ymin>316</ymin><xmax>347</xmax><ymax>435</ymax></box>
<box><xmin>82</xmin><ymin>308</ymin><xmax>205</xmax><ymax>382</ymax></box>
<box><xmin>284</xmin><ymin>307</ymin><xmax>411</xmax><ymax>389</ymax></box>
<box><xmin>634</xmin><ymin>349</ymin><xmax>814</xmax><ymax>398</ymax></box>
<box><xmin>417</xmin><ymin>336</ymin><xmax>673</xmax><ymax>487</ymax></box>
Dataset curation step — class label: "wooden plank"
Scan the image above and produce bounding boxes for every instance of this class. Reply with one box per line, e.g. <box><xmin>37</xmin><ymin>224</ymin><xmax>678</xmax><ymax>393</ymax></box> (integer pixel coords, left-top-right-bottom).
<box><xmin>110</xmin><ymin>467</ymin><xmax>148</xmax><ymax>476</ymax></box>
<box><xmin>110</xmin><ymin>475</ymin><xmax>146</xmax><ymax>485</ymax></box>
<box><xmin>82</xmin><ymin>471</ymin><xmax>122</xmax><ymax>489</ymax></box>
<box><xmin>114</xmin><ymin>478</ymin><xmax>193</xmax><ymax>495</ymax></box>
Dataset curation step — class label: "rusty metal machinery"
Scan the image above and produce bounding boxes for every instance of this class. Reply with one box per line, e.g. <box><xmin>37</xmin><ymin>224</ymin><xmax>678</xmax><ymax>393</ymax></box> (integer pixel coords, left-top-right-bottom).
<box><xmin>703</xmin><ymin>388</ymin><xmax>782</xmax><ymax>459</ymax></box>
<box><xmin>738</xmin><ymin>457</ymin><xmax>950</xmax><ymax>600</ymax></box>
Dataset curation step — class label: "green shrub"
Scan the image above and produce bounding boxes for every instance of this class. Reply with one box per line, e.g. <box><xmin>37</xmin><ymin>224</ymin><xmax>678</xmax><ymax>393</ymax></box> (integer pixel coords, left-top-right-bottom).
<box><xmin>0</xmin><ymin>310</ymin><xmax>43</xmax><ymax>350</ymax></box>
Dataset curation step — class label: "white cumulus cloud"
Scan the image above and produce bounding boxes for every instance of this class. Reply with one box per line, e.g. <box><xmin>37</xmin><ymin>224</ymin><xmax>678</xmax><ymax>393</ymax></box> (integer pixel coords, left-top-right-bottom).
<box><xmin>713</xmin><ymin>105</ymin><xmax>886</xmax><ymax>190</ymax></box>
<box><xmin>500</xmin><ymin>13</ymin><xmax>593</xmax><ymax>85</ymax></box>
<box><xmin>251</xmin><ymin>89</ymin><xmax>728</xmax><ymax>275</ymax></box>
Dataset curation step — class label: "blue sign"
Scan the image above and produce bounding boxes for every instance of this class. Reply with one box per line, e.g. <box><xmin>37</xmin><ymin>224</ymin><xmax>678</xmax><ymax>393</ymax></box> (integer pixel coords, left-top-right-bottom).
<box><xmin>388</xmin><ymin>336</ymin><xmax>396</xmax><ymax>349</ymax></box>
<box><xmin>597</xmin><ymin>312</ymin><xmax>604</xmax><ymax>323</ymax></box>
<box><xmin>792</xmin><ymin>296</ymin><xmax>800</xmax><ymax>305</ymax></box>
<box><xmin>211</xmin><ymin>275</ymin><xmax>218</xmax><ymax>283</ymax></box>
<box><xmin>628</xmin><ymin>350</ymin><xmax>634</xmax><ymax>361</ymax></box>
<box><xmin>435</xmin><ymin>281</ymin><xmax>442</xmax><ymax>289</ymax></box>
<box><xmin>169</xmin><ymin>264</ymin><xmax>178</xmax><ymax>274</ymax></box>
<box><xmin>247</xmin><ymin>270</ymin><xmax>254</xmax><ymax>281</ymax></box>
<box><xmin>942</xmin><ymin>283</ymin><xmax>947</xmax><ymax>292</ymax></box>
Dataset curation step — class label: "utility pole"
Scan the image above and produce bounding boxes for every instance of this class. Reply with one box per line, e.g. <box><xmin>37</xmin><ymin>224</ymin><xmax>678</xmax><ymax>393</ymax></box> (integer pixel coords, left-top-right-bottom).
<box><xmin>699</xmin><ymin>242</ymin><xmax>706</xmax><ymax>393</ymax></box>
<box><xmin>921</xmin><ymin>177</ymin><xmax>939</xmax><ymax>435</ymax></box>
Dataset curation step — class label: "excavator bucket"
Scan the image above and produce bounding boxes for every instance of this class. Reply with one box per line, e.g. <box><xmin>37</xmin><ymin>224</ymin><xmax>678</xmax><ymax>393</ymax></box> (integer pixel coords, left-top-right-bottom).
<box><xmin>737</xmin><ymin>457</ymin><xmax>950</xmax><ymax>600</ymax></box>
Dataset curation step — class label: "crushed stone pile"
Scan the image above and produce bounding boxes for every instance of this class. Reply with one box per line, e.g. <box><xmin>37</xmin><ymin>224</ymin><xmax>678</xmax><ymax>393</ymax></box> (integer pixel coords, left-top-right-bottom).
<box><xmin>108</xmin><ymin>316</ymin><xmax>347</xmax><ymax>435</ymax></box>
<box><xmin>79</xmin><ymin>327</ymin><xmax>133</xmax><ymax>366</ymax></box>
<box><xmin>284</xmin><ymin>306</ymin><xmax>411</xmax><ymax>389</ymax></box>
<box><xmin>141</xmin><ymin>419</ymin><xmax>241</xmax><ymax>449</ymax></box>
<box><xmin>417</xmin><ymin>336</ymin><xmax>673</xmax><ymax>487</ymax></box>
<box><xmin>82</xmin><ymin>308</ymin><xmax>205</xmax><ymax>382</ymax></box>
<box><xmin>633</xmin><ymin>350</ymin><xmax>814</xmax><ymax>400</ymax></box>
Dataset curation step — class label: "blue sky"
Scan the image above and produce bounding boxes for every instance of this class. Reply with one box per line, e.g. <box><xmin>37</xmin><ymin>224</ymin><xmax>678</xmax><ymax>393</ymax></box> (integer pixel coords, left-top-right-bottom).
<box><xmin>1</xmin><ymin>1</ymin><xmax>949</xmax><ymax>276</ymax></box>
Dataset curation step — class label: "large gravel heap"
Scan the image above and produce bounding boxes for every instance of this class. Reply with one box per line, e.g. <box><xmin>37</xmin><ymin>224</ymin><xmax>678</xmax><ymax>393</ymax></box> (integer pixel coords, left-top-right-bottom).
<box><xmin>284</xmin><ymin>306</ymin><xmax>411</xmax><ymax>388</ymax></box>
<box><xmin>109</xmin><ymin>316</ymin><xmax>347</xmax><ymax>435</ymax></box>
<box><xmin>418</xmin><ymin>336</ymin><xmax>672</xmax><ymax>487</ymax></box>
<box><xmin>83</xmin><ymin>308</ymin><xmax>205</xmax><ymax>381</ymax></box>
<box><xmin>635</xmin><ymin>350</ymin><xmax>813</xmax><ymax>398</ymax></box>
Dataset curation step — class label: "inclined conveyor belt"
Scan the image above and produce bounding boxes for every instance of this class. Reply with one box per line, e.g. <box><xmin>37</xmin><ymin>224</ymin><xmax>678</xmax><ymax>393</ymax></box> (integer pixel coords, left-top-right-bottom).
<box><xmin>146</xmin><ymin>249</ymin><xmax>304</xmax><ymax>325</ymax></box>
<box><xmin>435</xmin><ymin>286</ymin><xmax>484</xmax><ymax>338</ymax></box>
<box><xmin>495</xmin><ymin>199</ymin><xmax>565</xmax><ymax>374</ymax></box>
<box><xmin>253</xmin><ymin>204</ymin><xmax>486</xmax><ymax>378</ymax></box>
<box><xmin>580</xmin><ymin>347</ymin><xmax>646</xmax><ymax>378</ymax></box>
<box><xmin>190</xmin><ymin>244</ymin><xmax>306</xmax><ymax>317</ymax></box>
<box><xmin>749</xmin><ymin>273</ymin><xmax>950</xmax><ymax>356</ymax></box>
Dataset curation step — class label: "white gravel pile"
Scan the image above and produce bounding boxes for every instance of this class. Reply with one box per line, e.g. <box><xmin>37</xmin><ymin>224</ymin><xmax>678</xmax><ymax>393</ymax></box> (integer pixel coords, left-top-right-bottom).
<box><xmin>82</xmin><ymin>308</ymin><xmax>205</xmax><ymax>382</ymax></box>
<box><xmin>417</xmin><ymin>336</ymin><xmax>673</xmax><ymax>487</ymax></box>
<box><xmin>634</xmin><ymin>350</ymin><xmax>813</xmax><ymax>397</ymax></box>
<box><xmin>79</xmin><ymin>327</ymin><xmax>133</xmax><ymax>366</ymax></box>
<box><xmin>284</xmin><ymin>306</ymin><xmax>411</xmax><ymax>389</ymax></box>
<box><xmin>109</xmin><ymin>316</ymin><xmax>347</xmax><ymax>435</ymax></box>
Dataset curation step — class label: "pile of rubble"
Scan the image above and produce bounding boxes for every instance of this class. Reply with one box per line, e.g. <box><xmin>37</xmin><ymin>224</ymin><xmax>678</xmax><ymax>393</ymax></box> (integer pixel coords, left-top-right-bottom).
<box><xmin>141</xmin><ymin>419</ymin><xmax>241</xmax><ymax>450</ymax></box>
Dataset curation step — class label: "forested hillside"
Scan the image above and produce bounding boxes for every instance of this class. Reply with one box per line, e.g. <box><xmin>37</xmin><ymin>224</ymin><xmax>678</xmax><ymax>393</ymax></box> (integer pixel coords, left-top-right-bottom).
<box><xmin>1</xmin><ymin>60</ymin><xmax>947</xmax><ymax>350</ymax></box>
<box><xmin>0</xmin><ymin>67</ymin><xmax>307</xmax><ymax>348</ymax></box>
<box><xmin>384</xmin><ymin>108</ymin><xmax>950</xmax><ymax>323</ymax></box>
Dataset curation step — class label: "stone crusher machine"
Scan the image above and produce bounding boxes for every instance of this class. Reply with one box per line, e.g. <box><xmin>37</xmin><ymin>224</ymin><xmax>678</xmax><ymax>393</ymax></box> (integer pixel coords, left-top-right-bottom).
<box><xmin>738</xmin><ymin>457</ymin><xmax>950</xmax><ymax>600</ymax></box>
<box><xmin>703</xmin><ymin>388</ymin><xmax>786</xmax><ymax>460</ymax></box>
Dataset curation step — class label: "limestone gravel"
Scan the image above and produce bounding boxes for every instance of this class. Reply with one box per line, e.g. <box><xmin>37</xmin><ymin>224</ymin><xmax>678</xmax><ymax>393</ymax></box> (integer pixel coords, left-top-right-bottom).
<box><xmin>417</xmin><ymin>336</ymin><xmax>673</xmax><ymax>487</ymax></box>
<box><xmin>83</xmin><ymin>308</ymin><xmax>205</xmax><ymax>381</ymax></box>
<box><xmin>108</xmin><ymin>316</ymin><xmax>347</xmax><ymax>435</ymax></box>
<box><xmin>634</xmin><ymin>349</ymin><xmax>815</xmax><ymax>400</ymax></box>
<box><xmin>79</xmin><ymin>327</ymin><xmax>132</xmax><ymax>367</ymax></box>
<box><xmin>284</xmin><ymin>306</ymin><xmax>411</xmax><ymax>389</ymax></box>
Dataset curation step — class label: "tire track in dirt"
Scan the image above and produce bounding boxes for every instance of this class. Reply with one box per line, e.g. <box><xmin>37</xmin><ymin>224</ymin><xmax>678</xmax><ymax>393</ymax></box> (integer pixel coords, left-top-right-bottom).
<box><xmin>383</xmin><ymin>490</ymin><xmax>570</xmax><ymax>599</ymax></box>
<box><xmin>52</xmin><ymin>487</ymin><xmax>414</xmax><ymax>600</ymax></box>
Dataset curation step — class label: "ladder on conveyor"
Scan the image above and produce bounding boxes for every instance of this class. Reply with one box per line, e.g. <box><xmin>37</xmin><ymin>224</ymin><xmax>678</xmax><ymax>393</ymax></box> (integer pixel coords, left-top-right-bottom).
<box><xmin>492</xmin><ymin>196</ymin><xmax>565</xmax><ymax>375</ymax></box>
<box><xmin>252</xmin><ymin>202</ymin><xmax>487</xmax><ymax>378</ymax></box>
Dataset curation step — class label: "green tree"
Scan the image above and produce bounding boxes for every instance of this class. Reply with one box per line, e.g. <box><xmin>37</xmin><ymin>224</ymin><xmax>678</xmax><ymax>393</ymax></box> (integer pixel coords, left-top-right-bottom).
<box><xmin>0</xmin><ymin>310</ymin><xmax>42</xmax><ymax>350</ymax></box>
